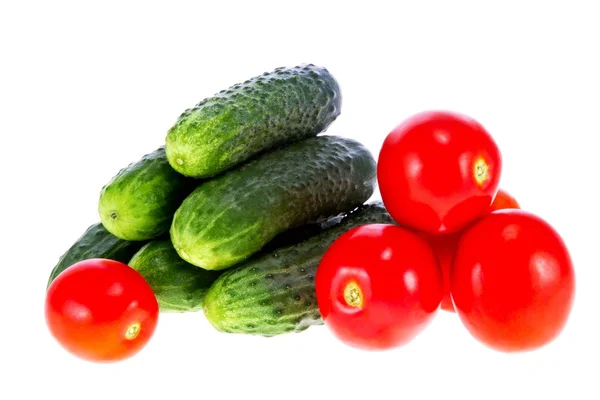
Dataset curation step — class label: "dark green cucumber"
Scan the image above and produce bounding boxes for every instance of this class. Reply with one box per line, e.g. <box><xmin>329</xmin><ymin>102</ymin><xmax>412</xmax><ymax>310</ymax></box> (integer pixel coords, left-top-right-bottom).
<box><xmin>128</xmin><ymin>240</ymin><xmax>221</xmax><ymax>312</ymax></box>
<box><xmin>165</xmin><ymin>64</ymin><xmax>341</xmax><ymax>178</ymax></box>
<box><xmin>98</xmin><ymin>147</ymin><xmax>198</xmax><ymax>241</ymax></box>
<box><xmin>202</xmin><ymin>201</ymin><xmax>395</xmax><ymax>336</ymax></box>
<box><xmin>47</xmin><ymin>222</ymin><xmax>147</xmax><ymax>289</ymax></box>
<box><xmin>170</xmin><ymin>135</ymin><xmax>377</xmax><ymax>270</ymax></box>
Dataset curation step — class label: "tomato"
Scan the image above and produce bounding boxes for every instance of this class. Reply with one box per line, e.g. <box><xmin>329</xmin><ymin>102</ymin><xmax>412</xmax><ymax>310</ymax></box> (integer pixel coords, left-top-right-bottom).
<box><xmin>490</xmin><ymin>188</ymin><xmax>520</xmax><ymax>211</ymax></box>
<box><xmin>315</xmin><ymin>224</ymin><xmax>443</xmax><ymax>350</ymax></box>
<box><xmin>450</xmin><ymin>210</ymin><xmax>575</xmax><ymax>352</ymax></box>
<box><xmin>378</xmin><ymin>110</ymin><xmax>502</xmax><ymax>234</ymax></box>
<box><xmin>424</xmin><ymin>188</ymin><xmax>520</xmax><ymax>313</ymax></box>
<box><xmin>45</xmin><ymin>259</ymin><xmax>159</xmax><ymax>362</ymax></box>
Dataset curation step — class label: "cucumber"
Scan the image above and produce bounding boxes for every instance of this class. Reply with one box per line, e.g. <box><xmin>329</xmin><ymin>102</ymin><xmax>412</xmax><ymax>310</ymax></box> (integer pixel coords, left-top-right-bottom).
<box><xmin>165</xmin><ymin>64</ymin><xmax>341</xmax><ymax>178</ymax></box>
<box><xmin>47</xmin><ymin>222</ymin><xmax>147</xmax><ymax>289</ymax></box>
<box><xmin>98</xmin><ymin>147</ymin><xmax>198</xmax><ymax>241</ymax></box>
<box><xmin>202</xmin><ymin>201</ymin><xmax>395</xmax><ymax>336</ymax></box>
<box><xmin>170</xmin><ymin>135</ymin><xmax>377</xmax><ymax>270</ymax></box>
<box><xmin>128</xmin><ymin>240</ymin><xmax>221</xmax><ymax>312</ymax></box>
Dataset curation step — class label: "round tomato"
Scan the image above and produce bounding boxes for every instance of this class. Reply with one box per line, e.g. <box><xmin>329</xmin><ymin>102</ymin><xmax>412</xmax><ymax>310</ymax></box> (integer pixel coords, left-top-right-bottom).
<box><xmin>45</xmin><ymin>259</ymin><xmax>159</xmax><ymax>363</ymax></box>
<box><xmin>378</xmin><ymin>110</ymin><xmax>502</xmax><ymax>234</ymax></box>
<box><xmin>315</xmin><ymin>224</ymin><xmax>443</xmax><ymax>350</ymax></box>
<box><xmin>490</xmin><ymin>188</ymin><xmax>520</xmax><ymax>211</ymax></box>
<box><xmin>451</xmin><ymin>210</ymin><xmax>575</xmax><ymax>352</ymax></box>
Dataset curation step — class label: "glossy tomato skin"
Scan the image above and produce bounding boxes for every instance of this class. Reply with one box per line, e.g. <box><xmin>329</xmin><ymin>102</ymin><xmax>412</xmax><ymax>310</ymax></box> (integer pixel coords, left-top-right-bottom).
<box><xmin>490</xmin><ymin>188</ymin><xmax>520</xmax><ymax>212</ymax></box>
<box><xmin>45</xmin><ymin>259</ymin><xmax>159</xmax><ymax>363</ymax></box>
<box><xmin>316</xmin><ymin>224</ymin><xmax>443</xmax><ymax>350</ymax></box>
<box><xmin>378</xmin><ymin>110</ymin><xmax>502</xmax><ymax>234</ymax></box>
<box><xmin>451</xmin><ymin>210</ymin><xmax>575</xmax><ymax>352</ymax></box>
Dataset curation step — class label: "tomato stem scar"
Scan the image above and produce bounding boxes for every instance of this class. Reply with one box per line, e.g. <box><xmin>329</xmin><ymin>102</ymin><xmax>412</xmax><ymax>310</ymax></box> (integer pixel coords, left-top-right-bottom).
<box><xmin>125</xmin><ymin>323</ymin><xmax>141</xmax><ymax>340</ymax></box>
<box><xmin>344</xmin><ymin>282</ymin><xmax>363</xmax><ymax>308</ymax></box>
<box><xmin>474</xmin><ymin>159</ymin><xmax>489</xmax><ymax>184</ymax></box>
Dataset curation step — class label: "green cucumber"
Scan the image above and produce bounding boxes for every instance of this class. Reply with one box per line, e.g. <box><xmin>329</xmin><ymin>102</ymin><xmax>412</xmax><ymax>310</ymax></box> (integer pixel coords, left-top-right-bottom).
<box><xmin>202</xmin><ymin>201</ymin><xmax>395</xmax><ymax>336</ymax></box>
<box><xmin>98</xmin><ymin>147</ymin><xmax>198</xmax><ymax>241</ymax></box>
<box><xmin>47</xmin><ymin>222</ymin><xmax>147</xmax><ymax>289</ymax></box>
<box><xmin>128</xmin><ymin>240</ymin><xmax>221</xmax><ymax>312</ymax></box>
<box><xmin>170</xmin><ymin>135</ymin><xmax>377</xmax><ymax>270</ymax></box>
<box><xmin>165</xmin><ymin>64</ymin><xmax>341</xmax><ymax>178</ymax></box>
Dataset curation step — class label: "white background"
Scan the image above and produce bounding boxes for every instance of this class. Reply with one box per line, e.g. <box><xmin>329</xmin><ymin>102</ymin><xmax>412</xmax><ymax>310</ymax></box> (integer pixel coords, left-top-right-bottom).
<box><xmin>2</xmin><ymin>1</ymin><xmax>599</xmax><ymax>399</ymax></box>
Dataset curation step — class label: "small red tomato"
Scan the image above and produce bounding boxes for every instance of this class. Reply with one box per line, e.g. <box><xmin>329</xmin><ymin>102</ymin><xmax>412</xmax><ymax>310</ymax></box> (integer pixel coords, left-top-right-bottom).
<box><xmin>451</xmin><ymin>210</ymin><xmax>575</xmax><ymax>352</ymax></box>
<box><xmin>316</xmin><ymin>224</ymin><xmax>443</xmax><ymax>350</ymax></box>
<box><xmin>490</xmin><ymin>188</ymin><xmax>520</xmax><ymax>211</ymax></box>
<box><xmin>378</xmin><ymin>110</ymin><xmax>502</xmax><ymax>234</ymax></box>
<box><xmin>45</xmin><ymin>259</ymin><xmax>159</xmax><ymax>363</ymax></box>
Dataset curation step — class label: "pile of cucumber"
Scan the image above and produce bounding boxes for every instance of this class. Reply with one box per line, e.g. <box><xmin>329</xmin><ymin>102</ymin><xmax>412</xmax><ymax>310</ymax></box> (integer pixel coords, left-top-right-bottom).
<box><xmin>47</xmin><ymin>64</ymin><xmax>395</xmax><ymax>336</ymax></box>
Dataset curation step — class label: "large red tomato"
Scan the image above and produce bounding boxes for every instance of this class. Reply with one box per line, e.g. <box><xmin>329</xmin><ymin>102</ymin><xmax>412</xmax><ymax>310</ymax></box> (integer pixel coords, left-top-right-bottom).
<box><xmin>378</xmin><ymin>110</ymin><xmax>502</xmax><ymax>234</ymax></box>
<box><xmin>45</xmin><ymin>259</ymin><xmax>159</xmax><ymax>363</ymax></box>
<box><xmin>315</xmin><ymin>224</ymin><xmax>443</xmax><ymax>350</ymax></box>
<box><xmin>451</xmin><ymin>210</ymin><xmax>575</xmax><ymax>352</ymax></box>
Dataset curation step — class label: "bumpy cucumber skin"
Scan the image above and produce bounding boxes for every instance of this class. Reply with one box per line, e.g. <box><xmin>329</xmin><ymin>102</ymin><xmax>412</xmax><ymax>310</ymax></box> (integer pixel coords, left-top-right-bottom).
<box><xmin>98</xmin><ymin>147</ymin><xmax>198</xmax><ymax>241</ymax></box>
<box><xmin>170</xmin><ymin>135</ymin><xmax>377</xmax><ymax>270</ymax></box>
<box><xmin>47</xmin><ymin>223</ymin><xmax>147</xmax><ymax>289</ymax></box>
<box><xmin>202</xmin><ymin>201</ymin><xmax>395</xmax><ymax>336</ymax></box>
<box><xmin>165</xmin><ymin>64</ymin><xmax>342</xmax><ymax>178</ymax></box>
<box><xmin>128</xmin><ymin>240</ymin><xmax>221</xmax><ymax>312</ymax></box>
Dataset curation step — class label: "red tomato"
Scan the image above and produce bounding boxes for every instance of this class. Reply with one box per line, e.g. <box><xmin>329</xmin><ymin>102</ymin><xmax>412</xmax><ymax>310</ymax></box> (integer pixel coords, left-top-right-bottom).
<box><xmin>315</xmin><ymin>224</ymin><xmax>443</xmax><ymax>350</ymax></box>
<box><xmin>425</xmin><ymin>188</ymin><xmax>521</xmax><ymax>313</ymax></box>
<box><xmin>45</xmin><ymin>259</ymin><xmax>159</xmax><ymax>362</ymax></box>
<box><xmin>490</xmin><ymin>188</ymin><xmax>520</xmax><ymax>211</ymax></box>
<box><xmin>451</xmin><ymin>210</ymin><xmax>575</xmax><ymax>352</ymax></box>
<box><xmin>378</xmin><ymin>110</ymin><xmax>502</xmax><ymax>234</ymax></box>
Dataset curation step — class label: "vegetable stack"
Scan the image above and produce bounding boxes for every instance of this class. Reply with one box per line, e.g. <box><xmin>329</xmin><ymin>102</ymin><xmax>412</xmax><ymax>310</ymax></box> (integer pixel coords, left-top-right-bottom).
<box><xmin>47</xmin><ymin>63</ymin><xmax>388</xmax><ymax>331</ymax></box>
<box><xmin>46</xmin><ymin>63</ymin><xmax>575</xmax><ymax>364</ymax></box>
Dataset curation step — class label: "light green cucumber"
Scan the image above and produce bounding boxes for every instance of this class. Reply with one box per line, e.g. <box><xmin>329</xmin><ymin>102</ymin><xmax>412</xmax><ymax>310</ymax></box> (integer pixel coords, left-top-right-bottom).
<box><xmin>98</xmin><ymin>147</ymin><xmax>198</xmax><ymax>241</ymax></box>
<box><xmin>165</xmin><ymin>64</ymin><xmax>341</xmax><ymax>178</ymax></box>
<box><xmin>170</xmin><ymin>135</ymin><xmax>377</xmax><ymax>270</ymax></box>
<box><xmin>202</xmin><ymin>201</ymin><xmax>395</xmax><ymax>336</ymax></box>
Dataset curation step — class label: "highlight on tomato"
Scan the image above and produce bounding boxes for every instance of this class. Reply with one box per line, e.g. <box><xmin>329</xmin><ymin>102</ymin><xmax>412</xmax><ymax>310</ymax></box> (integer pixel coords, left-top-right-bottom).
<box><xmin>451</xmin><ymin>210</ymin><xmax>575</xmax><ymax>352</ymax></box>
<box><xmin>377</xmin><ymin>110</ymin><xmax>502</xmax><ymax>235</ymax></box>
<box><xmin>45</xmin><ymin>258</ymin><xmax>159</xmax><ymax>363</ymax></box>
<box><xmin>315</xmin><ymin>224</ymin><xmax>443</xmax><ymax>350</ymax></box>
